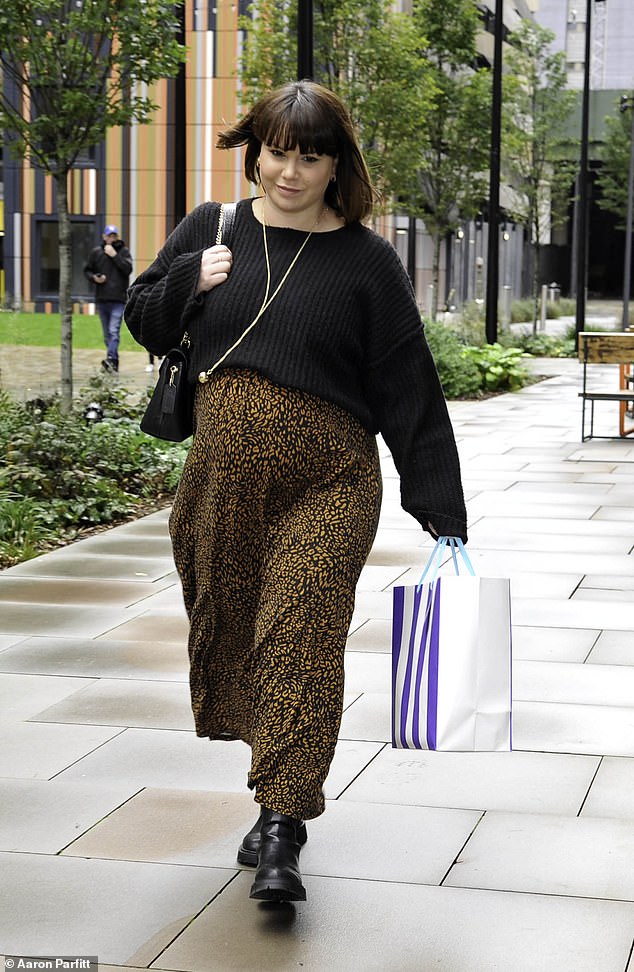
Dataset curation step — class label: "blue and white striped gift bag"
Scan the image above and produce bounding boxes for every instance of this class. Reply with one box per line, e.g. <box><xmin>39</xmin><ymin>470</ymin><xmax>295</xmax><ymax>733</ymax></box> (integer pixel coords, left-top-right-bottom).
<box><xmin>391</xmin><ymin>538</ymin><xmax>512</xmax><ymax>752</ymax></box>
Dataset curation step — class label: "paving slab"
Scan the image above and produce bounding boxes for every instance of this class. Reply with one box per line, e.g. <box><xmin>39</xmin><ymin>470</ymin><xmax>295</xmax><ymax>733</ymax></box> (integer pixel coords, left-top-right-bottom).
<box><xmin>444</xmin><ymin>810</ymin><xmax>634</xmax><ymax>900</ymax></box>
<box><xmin>62</xmin><ymin>789</ymin><xmax>483</xmax><ymax>885</ymax></box>
<box><xmin>588</xmin><ymin>630</ymin><xmax>634</xmax><ymax>666</ymax></box>
<box><xmin>0</xmin><ymin>602</ymin><xmax>150</xmax><ymax>638</ymax></box>
<box><xmin>0</xmin><ymin>779</ymin><xmax>139</xmax><ymax>853</ymax></box>
<box><xmin>0</xmin><ymin>636</ymin><xmax>189</xmax><ymax>680</ymax></box>
<box><xmin>30</xmin><ymin>677</ymin><xmax>195</xmax><ymax>730</ymax></box>
<box><xmin>0</xmin><ymin>576</ymin><xmax>172</xmax><ymax>606</ymax></box>
<box><xmin>0</xmin><ymin>721</ymin><xmax>124</xmax><ymax>779</ymax></box>
<box><xmin>4</xmin><ymin>552</ymin><xmax>175</xmax><ymax>581</ymax></box>
<box><xmin>154</xmin><ymin>873</ymin><xmax>634</xmax><ymax>972</ymax></box>
<box><xmin>507</xmin><ymin>625</ymin><xmax>599</xmax><ymax>663</ymax></box>
<box><xmin>581</xmin><ymin>757</ymin><xmax>634</xmax><ymax>819</ymax></box>
<box><xmin>340</xmin><ymin>747</ymin><xmax>599</xmax><ymax>815</ymax></box>
<box><xmin>513</xmin><ymin>700</ymin><xmax>634</xmax><ymax>756</ymax></box>
<box><xmin>0</xmin><ymin>672</ymin><xmax>97</xmax><ymax>723</ymax></box>
<box><xmin>0</xmin><ymin>851</ymin><xmax>232</xmax><ymax>967</ymax></box>
<box><xmin>513</xmin><ymin>660</ymin><xmax>634</xmax><ymax>707</ymax></box>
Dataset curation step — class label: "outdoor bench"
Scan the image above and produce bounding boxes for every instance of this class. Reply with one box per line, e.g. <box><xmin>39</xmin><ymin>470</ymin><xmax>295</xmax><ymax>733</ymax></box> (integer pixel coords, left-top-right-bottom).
<box><xmin>578</xmin><ymin>331</ymin><xmax>634</xmax><ymax>441</ymax></box>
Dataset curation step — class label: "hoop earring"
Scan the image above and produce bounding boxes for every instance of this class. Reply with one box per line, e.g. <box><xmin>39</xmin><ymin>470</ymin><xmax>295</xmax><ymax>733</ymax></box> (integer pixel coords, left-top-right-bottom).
<box><xmin>330</xmin><ymin>174</ymin><xmax>337</xmax><ymax>183</ymax></box>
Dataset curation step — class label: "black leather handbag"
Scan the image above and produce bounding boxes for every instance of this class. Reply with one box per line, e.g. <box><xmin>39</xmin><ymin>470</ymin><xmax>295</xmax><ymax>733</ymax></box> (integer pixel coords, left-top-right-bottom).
<box><xmin>140</xmin><ymin>343</ymin><xmax>193</xmax><ymax>441</ymax></box>
<box><xmin>139</xmin><ymin>202</ymin><xmax>237</xmax><ymax>442</ymax></box>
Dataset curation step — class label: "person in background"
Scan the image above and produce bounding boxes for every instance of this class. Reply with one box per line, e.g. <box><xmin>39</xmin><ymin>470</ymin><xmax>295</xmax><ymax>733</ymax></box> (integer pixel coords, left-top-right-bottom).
<box><xmin>125</xmin><ymin>80</ymin><xmax>467</xmax><ymax>905</ymax></box>
<box><xmin>84</xmin><ymin>225</ymin><xmax>133</xmax><ymax>373</ymax></box>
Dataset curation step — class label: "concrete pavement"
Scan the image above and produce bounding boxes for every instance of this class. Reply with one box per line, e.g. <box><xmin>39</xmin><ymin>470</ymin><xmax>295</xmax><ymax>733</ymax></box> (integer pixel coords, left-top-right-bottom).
<box><xmin>1</xmin><ymin>349</ymin><xmax>634</xmax><ymax>970</ymax></box>
<box><xmin>0</xmin><ymin>345</ymin><xmax>157</xmax><ymax>402</ymax></box>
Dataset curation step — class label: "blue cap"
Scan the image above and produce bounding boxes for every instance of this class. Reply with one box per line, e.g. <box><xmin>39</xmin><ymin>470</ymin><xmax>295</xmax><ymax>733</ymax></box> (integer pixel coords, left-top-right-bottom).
<box><xmin>103</xmin><ymin>225</ymin><xmax>119</xmax><ymax>236</ymax></box>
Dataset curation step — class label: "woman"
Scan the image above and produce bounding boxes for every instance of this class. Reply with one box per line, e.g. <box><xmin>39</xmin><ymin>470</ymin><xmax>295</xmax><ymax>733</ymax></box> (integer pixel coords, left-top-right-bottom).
<box><xmin>125</xmin><ymin>80</ymin><xmax>467</xmax><ymax>903</ymax></box>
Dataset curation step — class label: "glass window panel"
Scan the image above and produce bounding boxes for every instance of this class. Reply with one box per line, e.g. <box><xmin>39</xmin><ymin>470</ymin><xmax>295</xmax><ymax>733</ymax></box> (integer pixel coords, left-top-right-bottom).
<box><xmin>37</xmin><ymin>220</ymin><xmax>96</xmax><ymax>296</ymax></box>
<box><xmin>72</xmin><ymin>223</ymin><xmax>97</xmax><ymax>293</ymax></box>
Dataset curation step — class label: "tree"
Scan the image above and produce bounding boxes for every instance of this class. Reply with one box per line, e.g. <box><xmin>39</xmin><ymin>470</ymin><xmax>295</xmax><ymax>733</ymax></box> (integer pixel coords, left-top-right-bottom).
<box><xmin>239</xmin><ymin>0</ymin><xmax>296</xmax><ymax>106</ymax></box>
<box><xmin>596</xmin><ymin>98</ymin><xmax>634</xmax><ymax>231</ymax></box>
<box><xmin>0</xmin><ymin>0</ymin><xmax>186</xmax><ymax>411</ymax></box>
<box><xmin>240</xmin><ymin>2</ymin><xmax>496</xmax><ymax>318</ymax></box>
<box><xmin>502</xmin><ymin>20</ymin><xmax>576</xmax><ymax>331</ymax></box>
<box><xmin>239</xmin><ymin>0</ymin><xmax>435</xmax><ymax>208</ymax></box>
<box><xmin>318</xmin><ymin>1</ymin><xmax>436</xmax><ymax>207</ymax></box>
<box><xmin>406</xmin><ymin>0</ymin><xmax>491</xmax><ymax>319</ymax></box>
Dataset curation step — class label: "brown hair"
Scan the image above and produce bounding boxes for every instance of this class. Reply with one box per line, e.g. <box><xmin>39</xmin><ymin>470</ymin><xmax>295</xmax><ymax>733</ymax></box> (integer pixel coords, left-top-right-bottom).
<box><xmin>217</xmin><ymin>80</ymin><xmax>377</xmax><ymax>224</ymax></box>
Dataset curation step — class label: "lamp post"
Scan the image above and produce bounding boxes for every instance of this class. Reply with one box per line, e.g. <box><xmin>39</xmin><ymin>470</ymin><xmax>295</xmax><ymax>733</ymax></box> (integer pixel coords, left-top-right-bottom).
<box><xmin>83</xmin><ymin>403</ymin><xmax>104</xmax><ymax>425</ymax></box>
<box><xmin>485</xmin><ymin>0</ymin><xmax>504</xmax><ymax>344</ymax></box>
<box><xmin>575</xmin><ymin>0</ymin><xmax>607</xmax><ymax>348</ymax></box>
<box><xmin>174</xmin><ymin>2</ymin><xmax>186</xmax><ymax>225</ymax></box>
<box><xmin>297</xmin><ymin>0</ymin><xmax>314</xmax><ymax>80</ymax></box>
<box><xmin>620</xmin><ymin>94</ymin><xmax>634</xmax><ymax>330</ymax></box>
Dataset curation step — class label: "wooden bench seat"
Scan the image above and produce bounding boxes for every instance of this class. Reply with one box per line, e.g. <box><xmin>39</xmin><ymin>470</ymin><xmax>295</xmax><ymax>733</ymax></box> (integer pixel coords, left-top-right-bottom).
<box><xmin>578</xmin><ymin>332</ymin><xmax>634</xmax><ymax>441</ymax></box>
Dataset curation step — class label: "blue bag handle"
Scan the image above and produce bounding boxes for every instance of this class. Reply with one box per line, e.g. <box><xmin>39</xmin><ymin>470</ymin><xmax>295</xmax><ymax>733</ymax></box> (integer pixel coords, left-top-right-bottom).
<box><xmin>417</xmin><ymin>536</ymin><xmax>475</xmax><ymax>588</ymax></box>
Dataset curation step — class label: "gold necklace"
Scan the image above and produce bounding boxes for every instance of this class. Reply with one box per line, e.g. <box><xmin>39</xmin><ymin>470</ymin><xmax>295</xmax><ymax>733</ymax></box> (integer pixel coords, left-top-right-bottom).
<box><xmin>258</xmin><ymin>198</ymin><xmax>324</xmax><ymax>306</ymax></box>
<box><xmin>198</xmin><ymin>201</ymin><xmax>323</xmax><ymax>383</ymax></box>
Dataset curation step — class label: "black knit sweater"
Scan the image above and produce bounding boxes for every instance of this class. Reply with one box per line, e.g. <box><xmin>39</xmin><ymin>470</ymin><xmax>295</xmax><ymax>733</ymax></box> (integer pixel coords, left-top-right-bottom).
<box><xmin>125</xmin><ymin>198</ymin><xmax>467</xmax><ymax>540</ymax></box>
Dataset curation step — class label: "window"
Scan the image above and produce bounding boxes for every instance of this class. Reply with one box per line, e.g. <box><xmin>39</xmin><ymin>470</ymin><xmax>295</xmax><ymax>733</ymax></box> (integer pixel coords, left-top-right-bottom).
<box><xmin>37</xmin><ymin>219</ymin><xmax>96</xmax><ymax>297</ymax></box>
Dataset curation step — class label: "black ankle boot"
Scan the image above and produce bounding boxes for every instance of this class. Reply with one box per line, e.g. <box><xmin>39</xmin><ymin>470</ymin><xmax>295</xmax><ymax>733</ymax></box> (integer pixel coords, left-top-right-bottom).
<box><xmin>238</xmin><ymin>809</ymin><xmax>308</xmax><ymax>866</ymax></box>
<box><xmin>249</xmin><ymin>807</ymin><xmax>307</xmax><ymax>902</ymax></box>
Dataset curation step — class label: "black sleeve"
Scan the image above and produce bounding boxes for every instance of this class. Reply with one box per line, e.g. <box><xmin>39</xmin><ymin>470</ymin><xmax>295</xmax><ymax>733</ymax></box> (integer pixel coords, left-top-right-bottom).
<box><xmin>363</xmin><ymin>239</ymin><xmax>468</xmax><ymax>541</ymax></box>
<box><xmin>113</xmin><ymin>246</ymin><xmax>133</xmax><ymax>278</ymax></box>
<box><xmin>83</xmin><ymin>248</ymin><xmax>98</xmax><ymax>284</ymax></box>
<box><xmin>124</xmin><ymin>203</ymin><xmax>219</xmax><ymax>355</ymax></box>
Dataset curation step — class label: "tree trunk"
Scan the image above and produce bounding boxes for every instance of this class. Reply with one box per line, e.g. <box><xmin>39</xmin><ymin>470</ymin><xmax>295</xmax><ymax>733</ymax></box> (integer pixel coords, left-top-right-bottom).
<box><xmin>531</xmin><ymin>246</ymin><xmax>539</xmax><ymax>334</ymax></box>
<box><xmin>531</xmin><ymin>225</ymin><xmax>542</xmax><ymax>336</ymax></box>
<box><xmin>431</xmin><ymin>232</ymin><xmax>441</xmax><ymax>322</ymax></box>
<box><xmin>56</xmin><ymin>172</ymin><xmax>74</xmax><ymax>412</ymax></box>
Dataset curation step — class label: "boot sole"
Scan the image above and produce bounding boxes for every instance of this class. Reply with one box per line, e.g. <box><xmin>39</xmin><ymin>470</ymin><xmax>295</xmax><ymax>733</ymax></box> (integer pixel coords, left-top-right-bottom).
<box><xmin>237</xmin><ymin>845</ymin><xmax>259</xmax><ymax>867</ymax></box>
<box><xmin>249</xmin><ymin>879</ymin><xmax>307</xmax><ymax>902</ymax></box>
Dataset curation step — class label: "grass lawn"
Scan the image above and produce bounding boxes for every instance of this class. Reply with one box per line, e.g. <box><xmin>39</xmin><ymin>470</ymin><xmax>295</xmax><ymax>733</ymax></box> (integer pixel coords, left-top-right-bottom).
<box><xmin>0</xmin><ymin>311</ymin><xmax>143</xmax><ymax>352</ymax></box>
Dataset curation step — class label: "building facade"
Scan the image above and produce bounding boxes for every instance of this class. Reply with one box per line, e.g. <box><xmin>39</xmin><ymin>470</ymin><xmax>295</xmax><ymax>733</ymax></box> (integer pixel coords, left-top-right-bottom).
<box><xmin>533</xmin><ymin>0</ymin><xmax>634</xmax><ymax>299</ymax></box>
<box><xmin>536</xmin><ymin>0</ymin><xmax>634</xmax><ymax>91</ymax></box>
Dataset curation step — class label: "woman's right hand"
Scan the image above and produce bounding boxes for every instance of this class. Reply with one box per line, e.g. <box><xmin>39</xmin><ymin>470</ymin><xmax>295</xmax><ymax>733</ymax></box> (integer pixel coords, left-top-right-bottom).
<box><xmin>196</xmin><ymin>245</ymin><xmax>233</xmax><ymax>295</ymax></box>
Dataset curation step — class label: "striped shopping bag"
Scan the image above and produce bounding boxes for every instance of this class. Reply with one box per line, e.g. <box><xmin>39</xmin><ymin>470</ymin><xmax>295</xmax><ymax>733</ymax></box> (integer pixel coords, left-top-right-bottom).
<box><xmin>391</xmin><ymin>537</ymin><xmax>512</xmax><ymax>752</ymax></box>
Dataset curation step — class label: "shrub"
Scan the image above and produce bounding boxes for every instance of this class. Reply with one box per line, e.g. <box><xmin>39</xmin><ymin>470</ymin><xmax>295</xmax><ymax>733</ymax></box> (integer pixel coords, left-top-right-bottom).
<box><xmin>0</xmin><ymin>391</ymin><xmax>187</xmax><ymax>567</ymax></box>
<box><xmin>557</xmin><ymin>297</ymin><xmax>576</xmax><ymax>316</ymax></box>
<box><xmin>423</xmin><ymin>320</ymin><xmax>482</xmax><ymax>398</ymax></box>
<box><xmin>509</xmin><ymin>331</ymin><xmax>576</xmax><ymax>358</ymax></box>
<box><xmin>78</xmin><ymin>372</ymin><xmax>152</xmax><ymax>419</ymax></box>
<box><xmin>0</xmin><ymin>490</ymin><xmax>59</xmax><ymax>564</ymax></box>
<box><xmin>509</xmin><ymin>296</ymin><xmax>576</xmax><ymax>324</ymax></box>
<box><xmin>461</xmin><ymin>344</ymin><xmax>530</xmax><ymax>392</ymax></box>
<box><xmin>425</xmin><ymin>319</ymin><xmax>534</xmax><ymax>398</ymax></box>
<box><xmin>448</xmin><ymin>301</ymin><xmax>487</xmax><ymax>347</ymax></box>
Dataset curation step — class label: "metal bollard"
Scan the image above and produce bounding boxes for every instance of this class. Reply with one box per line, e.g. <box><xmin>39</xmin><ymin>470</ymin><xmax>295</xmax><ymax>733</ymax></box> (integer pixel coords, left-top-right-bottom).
<box><xmin>501</xmin><ymin>285</ymin><xmax>512</xmax><ymax>328</ymax></box>
<box><xmin>539</xmin><ymin>284</ymin><xmax>548</xmax><ymax>331</ymax></box>
<box><xmin>426</xmin><ymin>284</ymin><xmax>434</xmax><ymax>319</ymax></box>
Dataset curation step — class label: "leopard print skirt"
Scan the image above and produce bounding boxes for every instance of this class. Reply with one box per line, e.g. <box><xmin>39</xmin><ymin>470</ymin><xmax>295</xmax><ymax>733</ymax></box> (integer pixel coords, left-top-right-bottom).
<box><xmin>169</xmin><ymin>369</ymin><xmax>382</xmax><ymax>819</ymax></box>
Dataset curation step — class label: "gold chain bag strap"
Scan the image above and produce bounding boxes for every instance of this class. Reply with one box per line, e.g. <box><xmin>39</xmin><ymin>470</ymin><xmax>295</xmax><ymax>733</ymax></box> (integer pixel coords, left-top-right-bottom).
<box><xmin>140</xmin><ymin>203</ymin><xmax>236</xmax><ymax>441</ymax></box>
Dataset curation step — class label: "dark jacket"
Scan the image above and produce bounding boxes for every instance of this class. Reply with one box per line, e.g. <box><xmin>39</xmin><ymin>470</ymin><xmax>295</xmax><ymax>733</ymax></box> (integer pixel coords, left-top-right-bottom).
<box><xmin>84</xmin><ymin>239</ymin><xmax>133</xmax><ymax>302</ymax></box>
